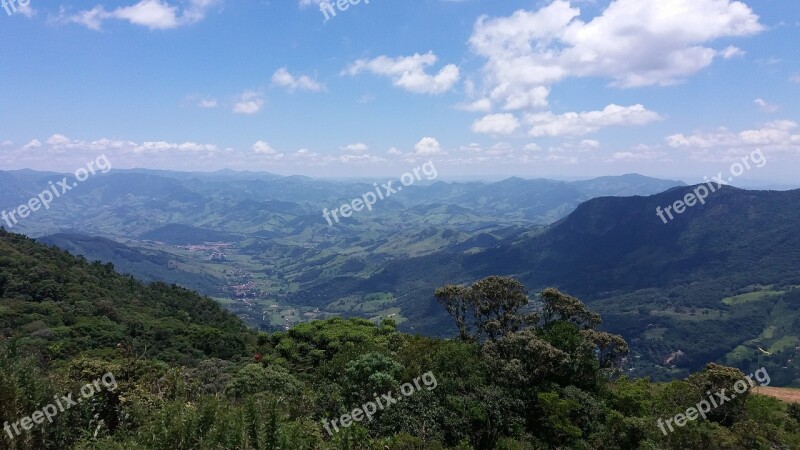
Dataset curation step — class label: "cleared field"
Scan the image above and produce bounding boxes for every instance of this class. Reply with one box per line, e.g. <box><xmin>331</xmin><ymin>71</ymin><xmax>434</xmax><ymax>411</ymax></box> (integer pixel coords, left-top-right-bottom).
<box><xmin>756</xmin><ymin>386</ymin><xmax>800</xmax><ymax>403</ymax></box>
<box><xmin>721</xmin><ymin>289</ymin><xmax>784</xmax><ymax>305</ymax></box>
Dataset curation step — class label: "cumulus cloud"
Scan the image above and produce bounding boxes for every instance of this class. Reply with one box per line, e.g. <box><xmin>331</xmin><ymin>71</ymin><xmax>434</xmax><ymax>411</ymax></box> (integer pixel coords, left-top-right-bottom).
<box><xmin>720</xmin><ymin>45</ymin><xmax>746</xmax><ymax>59</ymax></box>
<box><xmin>1</xmin><ymin>133</ymin><xmax>402</xmax><ymax>172</ymax></box>
<box><xmin>755</xmin><ymin>98</ymin><xmax>780</xmax><ymax>113</ymax></box>
<box><xmin>414</xmin><ymin>137</ymin><xmax>445</xmax><ymax>155</ymax></box>
<box><xmin>251</xmin><ymin>140</ymin><xmax>284</xmax><ymax>160</ymax></box>
<box><xmin>46</xmin><ymin>134</ymin><xmax>72</xmax><ymax>146</ymax></box>
<box><xmin>609</xmin><ymin>150</ymin><xmax>664</xmax><ymax>162</ymax></box>
<box><xmin>466</xmin><ymin>0</ymin><xmax>762</xmax><ymax>113</ymax></box>
<box><xmin>198</xmin><ymin>98</ymin><xmax>219</xmax><ymax>108</ymax></box>
<box><xmin>232</xmin><ymin>90</ymin><xmax>264</xmax><ymax>114</ymax></box>
<box><xmin>341</xmin><ymin>143</ymin><xmax>369</xmax><ymax>154</ymax></box>
<box><xmin>13</xmin><ymin>2</ymin><xmax>36</xmax><ymax>17</ymax></box>
<box><xmin>457</xmin><ymin>98</ymin><xmax>492</xmax><ymax>112</ymax></box>
<box><xmin>344</xmin><ymin>52</ymin><xmax>460</xmax><ymax>94</ymax></box>
<box><xmin>23</xmin><ymin>139</ymin><xmax>42</xmax><ymax>150</ymax></box>
<box><xmin>471</xmin><ymin>113</ymin><xmax>520</xmax><ymax>135</ymax></box>
<box><xmin>61</xmin><ymin>0</ymin><xmax>220</xmax><ymax>31</ymax></box>
<box><xmin>525</xmin><ymin>104</ymin><xmax>663</xmax><ymax>137</ymax></box>
<box><xmin>666</xmin><ymin>120</ymin><xmax>800</xmax><ymax>160</ymax></box>
<box><xmin>337</xmin><ymin>153</ymin><xmax>387</xmax><ymax>164</ymax></box>
<box><xmin>272</xmin><ymin>68</ymin><xmax>326</xmax><ymax>92</ymax></box>
<box><xmin>252</xmin><ymin>140</ymin><xmax>276</xmax><ymax>154</ymax></box>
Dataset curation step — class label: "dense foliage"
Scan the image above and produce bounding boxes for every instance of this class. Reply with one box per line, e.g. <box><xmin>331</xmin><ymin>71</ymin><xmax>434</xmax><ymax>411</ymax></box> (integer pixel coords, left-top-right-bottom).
<box><xmin>2</xmin><ymin>231</ymin><xmax>800</xmax><ymax>449</ymax></box>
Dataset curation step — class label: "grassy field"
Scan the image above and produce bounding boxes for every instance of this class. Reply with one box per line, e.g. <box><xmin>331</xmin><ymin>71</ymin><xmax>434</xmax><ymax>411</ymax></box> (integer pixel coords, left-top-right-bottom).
<box><xmin>722</xmin><ymin>289</ymin><xmax>784</xmax><ymax>305</ymax></box>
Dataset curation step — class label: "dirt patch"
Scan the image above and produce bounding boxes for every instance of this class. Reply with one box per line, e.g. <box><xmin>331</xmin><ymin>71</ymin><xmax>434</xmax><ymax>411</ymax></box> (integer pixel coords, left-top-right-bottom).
<box><xmin>756</xmin><ymin>386</ymin><xmax>800</xmax><ymax>403</ymax></box>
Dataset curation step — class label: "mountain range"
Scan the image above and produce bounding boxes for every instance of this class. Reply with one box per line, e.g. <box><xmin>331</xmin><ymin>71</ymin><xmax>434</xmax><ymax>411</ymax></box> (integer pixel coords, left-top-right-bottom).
<box><xmin>5</xmin><ymin>168</ymin><xmax>799</xmax><ymax>383</ymax></box>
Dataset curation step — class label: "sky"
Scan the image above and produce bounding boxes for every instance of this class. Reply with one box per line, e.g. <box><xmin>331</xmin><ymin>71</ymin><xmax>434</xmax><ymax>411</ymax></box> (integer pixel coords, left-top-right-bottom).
<box><xmin>0</xmin><ymin>0</ymin><xmax>798</xmax><ymax>182</ymax></box>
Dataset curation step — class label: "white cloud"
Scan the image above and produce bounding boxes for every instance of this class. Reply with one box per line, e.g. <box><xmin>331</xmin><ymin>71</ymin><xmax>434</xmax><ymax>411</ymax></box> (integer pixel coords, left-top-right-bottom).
<box><xmin>113</xmin><ymin>0</ymin><xmax>180</xmax><ymax>29</ymax></box>
<box><xmin>46</xmin><ymin>134</ymin><xmax>72</xmax><ymax>146</ymax></box>
<box><xmin>666</xmin><ymin>120</ymin><xmax>800</xmax><ymax>160</ymax></box>
<box><xmin>486</xmin><ymin>142</ymin><xmax>514</xmax><ymax>156</ymax></box>
<box><xmin>134</xmin><ymin>141</ymin><xmax>218</xmax><ymax>154</ymax></box>
<box><xmin>580</xmin><ymin>139</ymin><xmax>600</xmax><ymax>149</ymax></box>
<box><xmin>23</xmin><ymin>139</ymin><xmax>42</xmax><ymax>149</ymax></box>
<box><xmin>525</xmin><ymin>104</ymin><xmax>663</xmax><ymax>137</ymax></box>
<box><xmin>16</xmin><ymin>3</ymin><xmax>35</xmax><ymax>17</ymax></box>
<box><xmin>198</xmin><ymin>98</ymin><xmax>218</xmax><ymax>108</ymax></box>
<box><xmin>341</xmin><ymin>143</ymin><xmax>369</xmax><ymax>154</ymax></box>
<box><xmin>523</xmin><ymin>143</ymin><xmax>541</xmax><ymax>152</ymax></box>
<box><xmin>754</xmin><ymin>98</ymin><xmax>779</xmax><ymax>113</ymax></box>
<box><xmin>492</xmin><ymin>85</ymin><xmax>550</xmax><ymax>110</ymax></box>
<box><xmin>471</xmin><ymin>113</ymin><xmax>520</xmax><ymax>135</ymax></box>
<box><xmin>338</xmin><ymin>153</ymin><xmax>387</xmax><ymax>164</ymax></box>
<box><xmin>232</xmin><ymin>91</ymin><xmax>264</xmax><ymax>115</ymax></box>
<box><xmin>414</xmin><ymin>137</ymin><xmax>445</xmax><ymax>155</ymax></box>
<box><xmin>272</xmin><ymin>68</ymin><xmax>326</xmax><ymax>92</ymax></box>
<box><xmin>456</xmin><ymin>98</ymin><xmax>492</xmax><ymax>112</ymax></box>
<box><xmin>62</xmin><ymin>0</ymin><xmax>220</xmax><ymax>31</ymax></box>
<box><xmin>297</xmin><ymin>0</ymin><xmax>319</xmax><ymax>8</ymax></box>
<box><xmin>720</xmin><ymin>45</ymin><xmax>746</xmax><ymax>59</ymax></box>
<box><xmin>791</xmin><ymin>73</ymin><xmax>800</xmax><ymax>84</ymax></box>
<box><xmin>458</xmin><ymin>143</ymin><xmax>483</xmax><ymax>154</ymax></box>
<box><xmin>252</xmin><ymin>140</ymin><xmax>277</xmax><ymax>154</ymax></box>
<box><xmin>344</xmin><ymin>52</ymin><xmax>460</xmax><ymax>95</ymax></box>
<box><xmin>609</xmin><ymin>150</ymin><xmax>663</xmax><ymax>161</ymax></box>
<box><xmin>251</xmin><ymin>140</ymin><xmax>284</xmax><ymax>160</ymax></box>
<box><xmin>467</xmin><ymin>0</ymin><xmax>762</xmax><ymax>112</ymax></box>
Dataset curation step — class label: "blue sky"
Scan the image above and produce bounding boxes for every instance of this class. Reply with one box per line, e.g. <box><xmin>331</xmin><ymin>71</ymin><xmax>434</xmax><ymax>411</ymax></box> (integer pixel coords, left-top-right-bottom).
<box><xmin>0</xmin><ymin>0</ymin><xmax>798</xmax><ymax>182</ymax></box>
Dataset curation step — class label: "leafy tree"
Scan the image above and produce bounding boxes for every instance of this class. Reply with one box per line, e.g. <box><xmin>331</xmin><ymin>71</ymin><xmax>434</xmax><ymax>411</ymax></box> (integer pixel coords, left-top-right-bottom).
<box><xmin>435</xmin><ymin>276</ymin><xmax>537</xmax><ymax>343</ymax></box>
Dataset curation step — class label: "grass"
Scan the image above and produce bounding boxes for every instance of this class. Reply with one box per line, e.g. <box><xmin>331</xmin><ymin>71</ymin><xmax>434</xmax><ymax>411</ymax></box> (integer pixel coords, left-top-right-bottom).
<box><xmin>642</xmin><ymin>326</ymin><xmax>667</xmax><ymax>340</ymax></box>
<box><xmin>769</xmin><ymin>335</ymin><xmax>800</xmax><ymax>354</ymax></box>
<box><xmin>722</xmin><ymin>289</ymin><xmax>784</xmax><ymax>305</ymax></box>
<box><xmin>650</xmin><ymin>307</ymin><xmax>728</xmax><ymax>321</ymax></box>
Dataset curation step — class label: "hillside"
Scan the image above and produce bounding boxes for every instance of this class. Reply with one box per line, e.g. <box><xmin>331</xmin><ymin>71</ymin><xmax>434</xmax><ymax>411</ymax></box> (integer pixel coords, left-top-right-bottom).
<box><xmin>3</xmin><ymin>169</ymin><xmax>683</xmax><ymax>333</ymax></box>
<box><xmin>0</xmin><ymin>229</ymin><xmax>253</xmax><ymax>364</ymax></box>
<box><xmin>1</xmin><ymin>233</ymin><xmax>799</xmax><ymax>449</ymax></box>
<box><xmin>292</xmin><ymin>187</ymin><xmax>800</xmax><ymax>382</ymax></box>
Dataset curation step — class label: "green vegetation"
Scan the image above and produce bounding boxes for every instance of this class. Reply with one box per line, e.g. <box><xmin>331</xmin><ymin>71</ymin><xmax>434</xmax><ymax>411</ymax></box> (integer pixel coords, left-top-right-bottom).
<box><xmin>2</xmin><ymin>231</ymin><xmax>800</xmax><ymax>449</ymax></box>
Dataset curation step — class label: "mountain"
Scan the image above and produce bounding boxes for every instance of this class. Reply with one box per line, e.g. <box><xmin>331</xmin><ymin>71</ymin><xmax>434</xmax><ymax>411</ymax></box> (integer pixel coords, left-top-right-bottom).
<box><xmin>138</xmin><ymin>224</ymin><xmax>240</xmax><ymax>245</ymax></box>
<box><xmin>37</xmin><ymin>232</ymin><xmax>226</xmax><ymax>295</ymax></box>
<box><xmin>4</xmin><ymin>169</ymin><xmax>690</xmax><ymax>339</ymax></box>
<box><xmin>4</xmin><ymin>227</ymin><xmax>797</xmax><ymax>449</ymax></box>
<box><xmin>570</xmin><ymin>173</ymin><xmax>686</xmax><ymax>197</ymax></box>
<box><xmin>0</xmin><ymin>229</ymin><xmax>253</xmax><ymax>363</ymax></box>
<box><xmin>291</xmin><ymin>186</ymin><xmax>800</xmax><ymax>383</ymax></box>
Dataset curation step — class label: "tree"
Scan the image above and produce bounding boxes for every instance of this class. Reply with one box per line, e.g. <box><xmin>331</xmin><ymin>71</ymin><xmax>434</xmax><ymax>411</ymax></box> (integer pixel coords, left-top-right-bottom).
<box><xmin>435</xmin><ymin>276</ymin><xmax>537</xmax><ymax>343</ymax></box>
<box><xmin>482</xmin><ymin>329</ymin><xmax>569</xmax><ymax>387</ymax></box>
<box><xmin>540</xmin><ymin>288</ymin><xmax>601</xmax><ymax>329</ymax></box>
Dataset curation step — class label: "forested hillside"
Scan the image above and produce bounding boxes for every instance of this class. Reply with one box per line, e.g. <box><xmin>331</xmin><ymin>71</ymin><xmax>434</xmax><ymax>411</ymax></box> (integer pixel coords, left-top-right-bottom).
<box><xmin>2</xmin><ymin>230</ymin><xmax>800</xmax><ymax>449</ymax></box>
<box><xmin>294</xmin><ymin>187</ymin><xmax>800</xmax><ymax>381</ymax></box>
